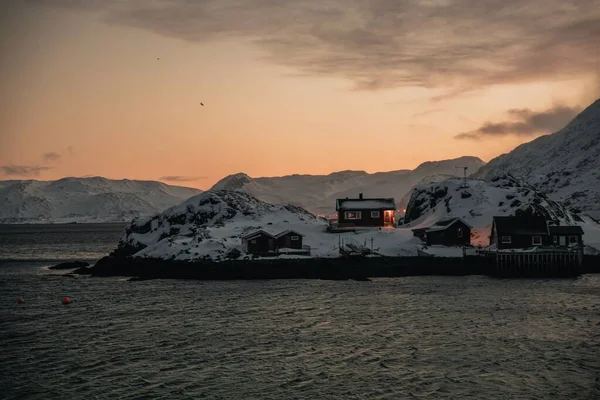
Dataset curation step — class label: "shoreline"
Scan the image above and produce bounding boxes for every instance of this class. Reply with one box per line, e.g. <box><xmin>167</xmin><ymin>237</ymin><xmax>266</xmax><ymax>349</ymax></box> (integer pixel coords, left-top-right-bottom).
<box><xmin>73</xmin><ymin>254</ymin><xmax>600</xmax><ymax>280</ymax></box>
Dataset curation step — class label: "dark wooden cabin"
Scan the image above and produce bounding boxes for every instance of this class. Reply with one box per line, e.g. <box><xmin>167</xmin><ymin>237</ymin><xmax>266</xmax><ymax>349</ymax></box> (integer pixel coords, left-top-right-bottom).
<box><xmin>241</xmin><ymin>230</ymin><xmax>276</xmax><ymax>254</ymax></box>
<box><xmin>275</xmin><ymin>230</ymin><xmax>304</xmax><ymax>249</ymax></box>
<box><xmin>490</xmin><ymin>216</ymin><xmax>551</xmax><ymax>249</ymax></box>
<box><xmin>336</xmin><ymin>193</ymin><xmax>396</xmax><ymax>227</ymax></box>
<box><xmin>549</xmin><ymin>225</ymin><xmax>584</xmax><ymax>247</ymax></box>
<box><xmin>420</xmin><ymin>218</ymin><xmax>472</xmax><ymax>246</ymax></box>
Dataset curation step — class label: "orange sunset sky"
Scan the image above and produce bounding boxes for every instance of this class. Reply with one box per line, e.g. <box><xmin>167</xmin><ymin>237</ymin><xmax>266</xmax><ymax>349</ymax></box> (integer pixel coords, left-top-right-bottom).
<box><xmin>1</xmin><ymin>1</ymin><xmax>599</xmax><ymax>189</ymax></box>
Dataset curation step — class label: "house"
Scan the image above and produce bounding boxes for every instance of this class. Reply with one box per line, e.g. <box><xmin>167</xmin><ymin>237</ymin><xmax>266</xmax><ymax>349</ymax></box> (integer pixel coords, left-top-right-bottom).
<box><xmin>490</xmin><ymin>216</ymin><xmax>552</xmax><ymax>249</ymax></box>
<box><xmin>411</xmin><ymin>217</ymin><xmax>472</xmax><ymax>246</ymax></box>
<box><xmin>241</xmin><ymin>229</ymin><xmax>308</xmax><ymax>255</ymax></box>
<box><xmin>335</xmin><ymin>193</ymin><xmax>396</xmax><ymax>227</ymax></box>
<box><xmin>275</xmin><ymin>230</ymin><xmax>304</xmax><ymax>250</ymax></box>
<box><xmin>241</xmin><ymin>230</ymin><xmax>276</xmax><ymax>254</ymax></box>
<box><xmin>549</xmin><ymin>225</ymin><xmax>584</xmax><ymax>247</ymax></box>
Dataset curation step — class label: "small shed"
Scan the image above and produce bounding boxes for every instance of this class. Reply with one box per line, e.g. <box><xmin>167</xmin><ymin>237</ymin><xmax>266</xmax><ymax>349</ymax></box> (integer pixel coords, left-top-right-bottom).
<box><xmin>241</xmin><ymin>230</ymin><xmax>276</xmax><ymax>254</ymax></box>
<box><xmin>549</xmin><ymin>225</ymin><xmax>584</xmax><ymax>247</ymax></box>
<box><xmin>275</xmin><ymin>230</ymin><xmax>304</xmax><ymax>249</ymax></box>
<box><xmin>336</xmin><ymin>193</ymin><xmax>396</xmax><ymax>227</ymax></box>
<box><xmin>490</xmin><ymin>216</ymin><xmax>551</xmax><ymax>249</ymax></box>
<box><xmin>423</xmin><ymin>218</ymin><xmax>472</xmax><ymax>246</ymax></box>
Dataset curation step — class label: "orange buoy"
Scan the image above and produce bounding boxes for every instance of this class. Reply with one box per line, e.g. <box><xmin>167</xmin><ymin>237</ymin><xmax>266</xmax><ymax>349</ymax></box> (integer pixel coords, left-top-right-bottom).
<box><xmin>17</xmin><ymin>297</ymin><xmax>24</xmax><ymax>304</ymax></box>
<box><xmin>62</xmin><ymin>296</ymin><xmax>71</xmax><ymax>305</ymax></box>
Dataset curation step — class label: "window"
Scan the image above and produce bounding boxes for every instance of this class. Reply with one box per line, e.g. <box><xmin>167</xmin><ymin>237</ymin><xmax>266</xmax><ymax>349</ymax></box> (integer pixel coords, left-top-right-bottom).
<box><xmin>532</xmin><ymin>236</ymin><xmax>542</xmax><ymax>245</ymax></box>
<box><xmin>553</xmin><ymin>236</ymin><xmax>558</xmax><ymax>244</ymax></box>
<box><xmin>569</xmin><ymin>236</ymin><xmax>578</xmax><ymax>244</ymax></box>
<box><xmin>345</xmin><ymin>211</ymin><xmax>362</xmax><ymax>220</ymax></box>
<box><xmin>370</xmin><ymin>211</ymin><xmax>380</xmax><ymax>218</ymax></box>
<box><xmin>290</xmin><ymin>236</ymin><xmax>299</xmax><ymax>241</ymax></box>
<box><xmin>250</xmin><ymin>239</ymin><xmax>256</xmax><ymax>244</ymax></box>
<box><xmin>501</xmin><ymin>236</ymin><xmax>512</xmax><ymax>244</ymax></box>
<box><xmin>457</xmin><ymin>228</ymin><xmax>463</xmax><ymax>238</ymax></box>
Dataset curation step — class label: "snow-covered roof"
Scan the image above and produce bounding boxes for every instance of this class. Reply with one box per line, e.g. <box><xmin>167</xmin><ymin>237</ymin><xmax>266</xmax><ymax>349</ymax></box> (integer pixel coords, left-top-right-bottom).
<box><xmin>411</xmin><ymin>217</ymin><xmax>472</xmax><ymax>232</ymax></box>
<box><xmin>426</xmin><ymin>217</ymin><xmax>473</xmax><ymax>232</ymax></box>
<box><xmin>336</xmin><ymin>198</ymin><xmax>396</xmax><ymax>210</ymax></box>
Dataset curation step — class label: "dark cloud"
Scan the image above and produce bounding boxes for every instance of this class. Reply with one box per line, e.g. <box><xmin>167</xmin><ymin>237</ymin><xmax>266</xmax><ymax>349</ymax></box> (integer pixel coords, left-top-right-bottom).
<box><xmin>160</xmin><ymin>175</ymin><xmax>207</xmax><ymax>182</ymax></box>
<box><xmin>42</xmin><ymin>152</ymin><xmax>61</xmax><ymax>163</ymax></box>
<box><xmin>454</xmin><ymin>105</ymin><xmax>581</xmax><ymax>140</ymax></box>
<box><xmin>28</xmin><ymin>0</ymin><xmax>600</xmax><ymax>92</ymax></box>
<box><xmin>1</xmin><ymin>165</ymin><xmax>53</xmax><ymax>177</ymax></box>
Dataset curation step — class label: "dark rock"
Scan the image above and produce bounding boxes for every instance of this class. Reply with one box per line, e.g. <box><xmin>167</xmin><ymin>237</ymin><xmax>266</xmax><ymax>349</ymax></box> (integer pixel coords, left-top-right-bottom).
<box><xmin>49</xmin><ymin>261</ymin><xmax>89</xmax><ymax>270</ymax></box>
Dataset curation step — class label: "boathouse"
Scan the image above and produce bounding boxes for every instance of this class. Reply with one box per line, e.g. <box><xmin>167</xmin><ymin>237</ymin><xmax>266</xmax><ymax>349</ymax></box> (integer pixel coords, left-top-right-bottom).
<box><xmin>412</xmin><ymin>217</ymin><xmax>472</xmax><ymax>246</ymax></box>
<box><xmin>335</xmin><ymin>193</ymin><xmax>396</xmax><ymax>227</ymax></box>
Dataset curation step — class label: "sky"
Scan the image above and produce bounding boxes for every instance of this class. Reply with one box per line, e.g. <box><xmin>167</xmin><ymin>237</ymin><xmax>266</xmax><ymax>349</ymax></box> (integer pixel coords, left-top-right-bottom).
<box><xmin>1</xmin><ymin>0</ymin><xmax>599</xmax><ymax>189</ymax></box>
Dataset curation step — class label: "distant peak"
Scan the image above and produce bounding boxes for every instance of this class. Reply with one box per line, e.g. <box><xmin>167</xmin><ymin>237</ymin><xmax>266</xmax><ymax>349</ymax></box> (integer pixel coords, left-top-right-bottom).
<box><xmin>210</xmin><ymin>172</ymin><xmax>253</xmax><ymax>191</ymax></box>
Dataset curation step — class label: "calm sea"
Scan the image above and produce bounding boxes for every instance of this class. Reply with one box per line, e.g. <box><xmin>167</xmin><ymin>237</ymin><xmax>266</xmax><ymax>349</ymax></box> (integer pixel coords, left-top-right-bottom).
<box><xmin>1</xmin><ymin>224</ymin><xmax>599</xmax><ymax>399</ymax></box>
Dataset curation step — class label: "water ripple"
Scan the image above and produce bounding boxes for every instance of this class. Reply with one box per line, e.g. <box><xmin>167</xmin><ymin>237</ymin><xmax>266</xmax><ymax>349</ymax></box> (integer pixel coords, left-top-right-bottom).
<box><xmin>1</xmin><ymin>264</ymin><xmax>599</xmax><ymax>399</ymax></box>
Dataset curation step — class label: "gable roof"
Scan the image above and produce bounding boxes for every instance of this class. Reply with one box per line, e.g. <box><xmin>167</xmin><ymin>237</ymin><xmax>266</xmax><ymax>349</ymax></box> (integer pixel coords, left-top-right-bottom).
<box><xmin>241</xmin><ymin>230</ymin><xmax>276</xmax><ymax>240</ymax></box>
<box><xmin>425</xmin><ymin>217</ymin><xmax>473</xmax><ymax>232</ymax></box>
<box><xmin>336</xmin><ymin>198</ymin><xmax>396</xmax><ymax>210</ymax></box>
<box><xmin>275</xmin><ymin>229</ymin><xmax>304</xmax><ymax>238</ymax></box>
<box><xmin>492</xmin><ymin>216</ymin><xmax>549</xmax><ymax>235</ymax></box>
<box><xmin>549</xmin><ymin>225</ymin><xmax>584</xmax><ymax>235</ymax></box>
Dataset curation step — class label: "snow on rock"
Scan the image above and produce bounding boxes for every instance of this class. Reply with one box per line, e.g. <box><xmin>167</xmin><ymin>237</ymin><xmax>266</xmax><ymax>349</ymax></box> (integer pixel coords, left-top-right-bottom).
<box><xmin>402</xmin><ymin>174</ymin><xmax>589</xmax><ymax>247</ymax></box>
<box><xmin>0</xmin><ymin>177</ymin><xmax>202</xmax><ymax>223</ymax></box>
<box><xmin>117</xmin><ymin>190</ymin><xmax>428</xmax><ymax>261</ymax></box>
<box><xmin>210</xmin><ymin>156</ymin><xmax>485</xmax><ymax>216</ymax></box>
<box><xmin>473</xmin><ymin>97</ymin><xmax>600</xmax><ymax>219</ymax></box>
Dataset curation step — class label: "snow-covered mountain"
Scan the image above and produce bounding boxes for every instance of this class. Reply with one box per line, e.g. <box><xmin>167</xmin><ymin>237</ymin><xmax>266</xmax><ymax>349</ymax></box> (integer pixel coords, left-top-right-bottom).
<box><xmin>211</xmin><ymin>156</ymin><xmax>485</xmax><ymax>215</ymax></box>
<box><xmin>0</xmin><ymin>177</ymin><xmax>202</xmax><ymax>223</ymax></box>
<box><xmin>473</xmin><ymin>98</ymin><xmax>600</xmax><ymax>219</ymax></box>
<box><xmin>402</xmin><ymin>174</ymin><xmax>600</xmax><ymax>252</ymax></box>
<box><xmin>116</xmin><ymin>190</ymin><xmax>430</xmax><ymax>261</ymax></box>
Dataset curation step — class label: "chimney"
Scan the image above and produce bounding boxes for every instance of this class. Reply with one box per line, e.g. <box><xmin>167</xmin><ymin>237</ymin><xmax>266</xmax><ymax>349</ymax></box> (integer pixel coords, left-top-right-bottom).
<box><xmin>359</xmin><ymin>192</ymin><xmax>363</xmax><ymax>199</ymax></box>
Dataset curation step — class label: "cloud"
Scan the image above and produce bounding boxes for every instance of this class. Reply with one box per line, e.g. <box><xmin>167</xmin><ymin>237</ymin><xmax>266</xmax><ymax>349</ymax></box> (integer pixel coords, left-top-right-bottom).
<box><xmin>454</xmin><ymin>105</ymin><xmax>580</xmax><ymax>140</ymax></box>
<box><xmin>42</xmin><ymin>152</ymin><xmax>61</xmax><ymax>163</ymax></box>
<box><xmin>159</xmin><ymin>175</ymin><xmax>207</xmax><ymax>182</ymax></box>
<box><xmin>1</xmin><ymin>165</ymin><xmax>53</xmax><ymax>177</ymax></box>
<box><xmin>28</xmin><ymin>0</ymin><xmax>600</xmax><ymax>92</ymax></box>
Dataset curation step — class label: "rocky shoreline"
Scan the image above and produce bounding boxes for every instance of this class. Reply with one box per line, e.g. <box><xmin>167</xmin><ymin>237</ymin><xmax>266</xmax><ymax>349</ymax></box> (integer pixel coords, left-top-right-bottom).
<box><xmin>71</xmin><ymin>255</ymin><xmax>600</xmax><ymax>281</ymax></box>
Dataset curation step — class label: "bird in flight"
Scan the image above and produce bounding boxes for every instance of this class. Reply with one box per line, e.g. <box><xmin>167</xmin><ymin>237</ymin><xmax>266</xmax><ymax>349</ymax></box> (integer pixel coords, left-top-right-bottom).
<box><xmin>200</xmin><ymin>103</ymin><xmax>204</xmax><ymax>106</ymax></box>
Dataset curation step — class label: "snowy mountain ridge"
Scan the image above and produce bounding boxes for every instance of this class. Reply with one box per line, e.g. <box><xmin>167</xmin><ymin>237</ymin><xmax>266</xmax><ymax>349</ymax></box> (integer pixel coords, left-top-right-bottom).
<box><xmin>211</xmin><ymin>156</ymin><xmax>485</xmax><ymax>215</ymax></box>
<box><xmin>0</xmin><ymin>177</ymin><xmax>202</xmax><ymax>223</ymax></box>
<box><xmin>473</xmin><ymin>98</ymin><xmax>600</xmax><ymax>219</ymax></box>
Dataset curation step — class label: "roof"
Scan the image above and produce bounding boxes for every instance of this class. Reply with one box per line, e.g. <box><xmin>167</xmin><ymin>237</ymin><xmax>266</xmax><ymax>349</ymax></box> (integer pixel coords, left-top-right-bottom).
<box><xmin>492</xmin><ymin>216</ymin><xmax>549</xmax><ymax>235</ymax></box>
<box><xmin>336</xmin><ymin>198</ymin><xmax>396</xmax><ymax>210</ymax></box>
<box><xmin>425</xmin><ymin>217</ymin><xmax>473</xmax><ymax>232</ymax></box>
<box><xmin>549</xmin><ymin>225</ymin><xmax>584</xmax><ymax>235</ymax></box>
<box><xmin>242</xmin><ymin>229</ymin><xmax>305</xmax><ymax>240</ymax></box>
<box><xmin>241</xmin><ymin>230</ymin><xmax>276</xmax><ymax>240</ymax></box>
<box><xmin>275</xmin><ymin>229</ymin><xmax>304</xmax><ymax>238</ymax></box>
<box><xmin>411</xmin><ymin>217</ymin><xmax>472</xmax><ymax>233</ymax></box>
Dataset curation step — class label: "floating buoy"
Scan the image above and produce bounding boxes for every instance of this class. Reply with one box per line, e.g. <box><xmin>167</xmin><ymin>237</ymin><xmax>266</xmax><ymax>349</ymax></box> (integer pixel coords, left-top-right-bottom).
<box><xmin>17</xmin><ymin>297</ymin><xmax>24</xmax><ymax>304</ymax></box>
<box><xmin>62</xmin><ymin>296</ymin><xmax>71</xmax><ymax>305</ymax></box>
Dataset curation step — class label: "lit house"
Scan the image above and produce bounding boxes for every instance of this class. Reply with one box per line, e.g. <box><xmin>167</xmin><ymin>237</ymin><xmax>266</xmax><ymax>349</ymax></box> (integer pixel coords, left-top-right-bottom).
<box><xmin>335</xmin><ymin>193</ymin><xmax>396</xmax><ymax>227</ymax></box>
